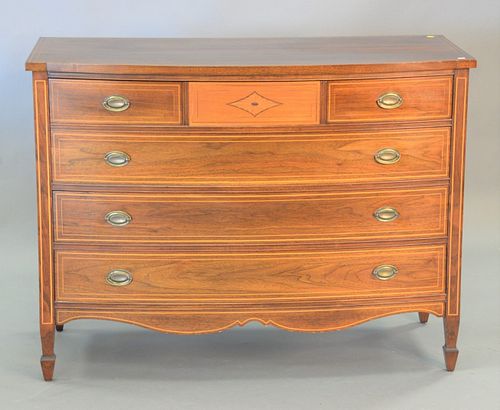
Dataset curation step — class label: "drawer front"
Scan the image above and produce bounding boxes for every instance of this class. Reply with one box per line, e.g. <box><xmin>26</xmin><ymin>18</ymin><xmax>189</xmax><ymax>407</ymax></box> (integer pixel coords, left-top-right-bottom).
<box><xmin>328</xmin><ymin>77</ymin><xmax>452</xmax><ymax>123</ymax></box>
<box><xmin>55</xmin><ymin>245</ymin><xmax>446</xmax><ymax>302</ymax></box>
<box><xmin>54</xmin><ymin>188</ymin><xmax>447</xmax><ymax>244</ymax></box>
<box><xmin>188</xmin><ymin>81</ymin><xmax>320</xmax><ymax>126</ymax></box>
<box><xmin>52</xmin><ymin>128</ymin><xmax>450</xmax><ymax>185</ymax></box>
<box><xmin>49</xmin><ymin>79</ymin><xmax>182</xmax><ymax>125</ymax></box>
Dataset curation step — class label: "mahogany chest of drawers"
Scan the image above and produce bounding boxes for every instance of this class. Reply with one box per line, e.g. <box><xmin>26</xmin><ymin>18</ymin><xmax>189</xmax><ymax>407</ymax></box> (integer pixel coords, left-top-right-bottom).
<box><xmin>26</xmin><ymin>36</ymin><xmax>476</xmax><ymax>380</ymax></box>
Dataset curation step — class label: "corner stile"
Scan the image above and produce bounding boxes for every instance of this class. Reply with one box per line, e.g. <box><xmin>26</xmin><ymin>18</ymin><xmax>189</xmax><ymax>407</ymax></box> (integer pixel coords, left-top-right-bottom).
<box><xmin>447</xmin><ymin>69</ymin><xmax>470</xmax><ymax>316</ymax></box>
<box><xmin>32</xmin><ymin>71</ymin><xmax>54</xmax><ymax>325</ymax></box>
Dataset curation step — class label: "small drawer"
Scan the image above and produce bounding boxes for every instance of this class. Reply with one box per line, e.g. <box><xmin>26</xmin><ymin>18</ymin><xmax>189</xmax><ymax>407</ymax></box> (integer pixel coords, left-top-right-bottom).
<box><xmin>328</xmin><ymin>77</ymin><xmax>453</xmax><ymax>123</ymax></box>
<box><xmin>49</xmin><ymin>79</ymin><xmax>182</xmax><ymax>125</ymax></box>
<box><xmin>51</xmin><ymin>128</ymin><xmax>450</xmax><ymax>185</ymax></box>
<box><xmin>53</xmin><ymin>187</ymin><xmax>448</xmax><ymax>244</ymax></box>
<box><xmin>188</xmin><ymin>81</ymin><xmax>320</xmax><ymax>126</ymax></box>
<box><xmin>55</xmin><ymin>245</ymin><xmax>446</xmax><ymax>302</ymax></box>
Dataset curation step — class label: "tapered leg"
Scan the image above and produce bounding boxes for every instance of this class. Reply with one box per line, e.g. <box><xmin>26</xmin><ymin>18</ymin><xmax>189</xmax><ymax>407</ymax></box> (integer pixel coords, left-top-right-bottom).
<box><xmin>40</xmin><ymin>323</ymin><xmax>56</xmax><ymax>381</ymax></box>
<box><xmin>418</xmin><ymin>312</ymin><xmax>430</xmax><ymax>324</ymax></box>
<box><xmin>56</xmin><ymin>324</ymin><xmax>64</xmax><ymax>332</ymax></box>
<box><xmin>33</xmin><ymin>72</ymin><xmax>56</xmax><ymax>381</ymax></box>
<box><xmin>443</xmin><ymin>315</ymin><xmax>460</xmax><ymax>371</ymax></box>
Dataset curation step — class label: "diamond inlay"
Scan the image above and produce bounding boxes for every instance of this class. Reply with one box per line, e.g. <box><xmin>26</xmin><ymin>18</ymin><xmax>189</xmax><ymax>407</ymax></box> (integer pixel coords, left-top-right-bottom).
<box><xmin>227</xmin><ymin>92</ymin><xmax>282</xmax><ymax>117</ymax></box>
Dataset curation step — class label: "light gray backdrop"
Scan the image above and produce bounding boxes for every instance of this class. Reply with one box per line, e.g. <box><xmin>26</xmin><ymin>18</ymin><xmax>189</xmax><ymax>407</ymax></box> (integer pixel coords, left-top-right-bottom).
<box><xmin>1</xmin><ymin>1</ymin><xmax>499</xmax><ymax>409</ymax></box>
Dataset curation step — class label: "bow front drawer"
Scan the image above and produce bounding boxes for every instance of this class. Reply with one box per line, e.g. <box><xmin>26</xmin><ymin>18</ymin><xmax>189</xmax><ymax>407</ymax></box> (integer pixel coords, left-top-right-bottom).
<box><xmin>55</xmin><ymin>245</ymin><xmax>446</xmax><ymax>302</ymax></box>
<box><xmin>49</xmin><ymin>79</ymin><xmax>182</xmax><ymax>125</ymax></box>
<box><xmin>53</xmin><ymin>188</ymin><xmax>448</xmax><ymax>244</ymax></box>
<box><xmin>51</xmin><ymin>128</ymin><xmax>450</xmax><ymax>185</ymax></box>
<box><xmin>328</xmin><ymin>77</ymin><xmax>453</xmax><ymax>123</ymax></box>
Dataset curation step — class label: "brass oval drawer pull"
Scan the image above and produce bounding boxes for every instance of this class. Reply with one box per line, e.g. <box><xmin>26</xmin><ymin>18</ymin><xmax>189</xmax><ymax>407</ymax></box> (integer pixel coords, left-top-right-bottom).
<box><xmin>374</xmin><ymin>207</ymin><xmax>400</xmax><ymax>222</ymax></box>
<box><xmin>102</xmin><ymin>95</ymin><xmax>130</xmax><ymax>112</ymax></box>
<box><xmin>374</xmin><ymin>148</ymin><xmax>401</xmax><ymax>165</ymax></box>
<box><xmin>376</xmin><ymin>92</ymin><xmax>403</xmax><ymax>109</ymax></box>
<box><xmin>104</xmin><ymin>151</ymin><xmax>130</xmax><ymax>167</ymax></box>
<box><xmin>105</xmin><ymin>210</ymin><xmax>132</xmax><ymax>227</ymax></box>
<box><xmin>372</xmin><ymin>264</ymin><xmax>398</xmax><ymax>281</ymax></box>
<box><xmin>106</xmin><ymin>269</ymin><xmax>133</xmax><ymax>286</ymax></box>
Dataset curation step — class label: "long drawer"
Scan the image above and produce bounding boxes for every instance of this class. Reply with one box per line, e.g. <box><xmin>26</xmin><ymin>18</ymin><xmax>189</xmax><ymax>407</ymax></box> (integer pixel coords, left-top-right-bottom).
<box><xmin>51</xmin><ymin>128</ymin><xmax>450</xmax><ymax>185</ymax></box>
<box><xmin>55</xmin><ymin>245</ymin><xmax>446</xmax><ymax>302</ymax></box>
<box><xmin>53</xmin><ymin>187</ymin><xmax>447</xmax><ymax>244</ymax></box>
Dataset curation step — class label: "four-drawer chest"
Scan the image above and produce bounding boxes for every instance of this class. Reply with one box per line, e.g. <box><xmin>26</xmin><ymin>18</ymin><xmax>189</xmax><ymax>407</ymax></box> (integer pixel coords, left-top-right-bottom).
<box><xmin>26</xmin><ymin>36</ymin><xmax>476</xmax><ymax>380</ymax></box>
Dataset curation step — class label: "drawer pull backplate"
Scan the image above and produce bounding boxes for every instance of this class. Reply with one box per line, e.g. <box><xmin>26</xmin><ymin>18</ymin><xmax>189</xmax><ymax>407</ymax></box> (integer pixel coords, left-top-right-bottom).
<box><xmin>106</xmin><ymin>269</ymin><xmax>133</xmax><ymax>286</ymax></box>
<box><xmin>376</xmin><ymin>92</ymin><xmax>403</xmax><ymax>109</ymax></box>
<box><xmin>374</xmin><ymin>148</ymin><xmax>401</xmax><ymax>165</ymax></box>
<box><xmin>105</xmin><ymin>210</ymin><xmax>132</xmax><ymax>227</ymax></box>
<box><xmin>104</xmin><ymin>151</ymin><xmax>130</xmax><ymax>167</ymax></box>
<box><xmin>372</xmin><ymin>264</ymin><xmax>398</xmax><ymax>281</ymax></box>
<box><xmin>374</xmin><ymin>207</ymin><xmax>400</xmax><ymax>222</ymax></box>
<box><xmin>102</xmin><ymin>95</ymin><xmax>130</xmax><ymax>112</ymax></box>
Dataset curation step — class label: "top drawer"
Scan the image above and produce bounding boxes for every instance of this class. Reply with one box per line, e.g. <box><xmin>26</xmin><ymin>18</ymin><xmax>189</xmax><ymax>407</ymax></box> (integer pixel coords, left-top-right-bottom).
<box><xmin>188</xmin><ymin>81</ymin><xmax>321</xmax><ymax>126</ymax></box>
<box><xmin>49</xmin><ymin>80</ymin><xmax>182</xmax><ymax>126</ymax></box>
<box><xmin>328</xmin><ymin>77</ymin><xmax>453</xmax><ymax>123</ymax></box>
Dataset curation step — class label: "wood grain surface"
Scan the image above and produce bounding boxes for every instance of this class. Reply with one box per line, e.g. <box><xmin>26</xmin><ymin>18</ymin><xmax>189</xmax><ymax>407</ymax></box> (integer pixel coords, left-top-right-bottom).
<box><xmin>442</xmin><ymin>69</ymin><xmax>470</xmax><ymax>371</ymax></box>
<box><xmin>54</xmin><ymin>188</ymin><xmax>448</xmax><ymax>243</ymax></box>
<box><xmin>328</xmin><ymin>77</ymin><xmax>453</xmax><ymax>122</ymax></box>
<box><xmin>25</xmin><ymin>36</ymin><xmax>476</xmax><ymax>75</ymax></box>
<box><xmin>188</xmin><ymin>81</ymin><xmax>320</xmax><ymax>126</ymax></box>
<box><xmin>55</xmin><ymin>245</ymin><xmax>445</xmax><ymax>302</ymax></box>
<box><xmin>49</xmin><ymin>79</ymin><xmax>182</xmax><ymax>125</ymax></box>
<box><xmin>55</xmin><ymin>301</ymin><xmax>446</xmax><ymax>334</ymax></box>
<box><xmin>51</xmin><ymin>128</ymin><xmax>450</xmax><ymax>185</ymax></box>
<box><xmin>32</xmin><ymin>72</ymin><xmax>56</xmax><ymax>381</ymax></box>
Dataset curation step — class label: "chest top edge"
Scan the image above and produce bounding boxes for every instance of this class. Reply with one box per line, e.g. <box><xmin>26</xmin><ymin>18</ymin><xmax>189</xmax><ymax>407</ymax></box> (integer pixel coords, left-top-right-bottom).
<box><xmin>25</xmin><ymin>35</ymin><xmax>477</xmax><ymax>75</ymax></box>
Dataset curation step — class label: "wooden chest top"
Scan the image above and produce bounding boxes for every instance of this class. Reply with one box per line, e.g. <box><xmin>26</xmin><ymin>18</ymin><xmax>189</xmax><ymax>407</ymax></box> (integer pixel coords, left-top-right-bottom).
<box><xmin>26</xmin><ymin>35</ymin><xmax>476</xmax><ymax>75</ymax></box>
